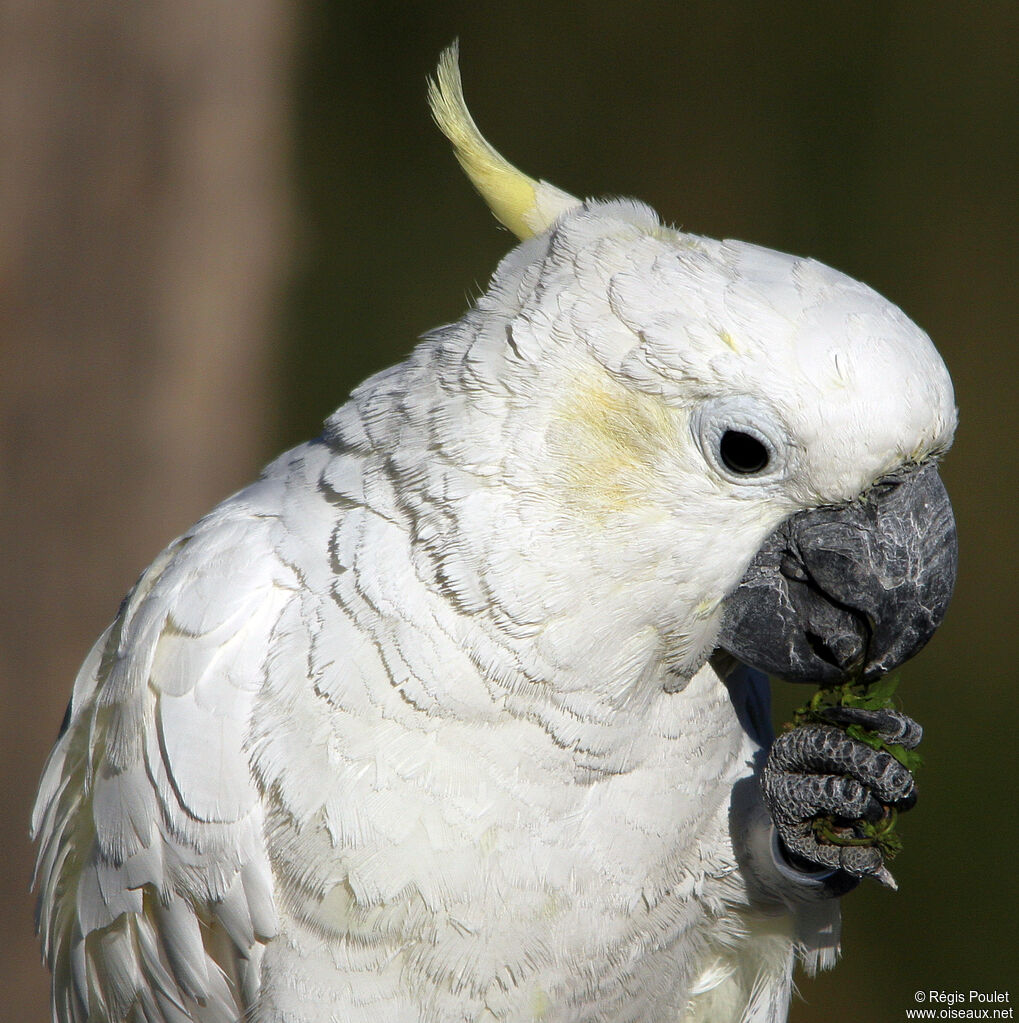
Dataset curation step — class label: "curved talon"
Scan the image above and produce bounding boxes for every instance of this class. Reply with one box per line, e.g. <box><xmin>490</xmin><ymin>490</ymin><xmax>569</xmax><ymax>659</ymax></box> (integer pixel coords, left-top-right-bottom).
<box><xmin>895</xmin><ymin>786</ymin><xmax>918</xmax><ymax>813</ymax></box>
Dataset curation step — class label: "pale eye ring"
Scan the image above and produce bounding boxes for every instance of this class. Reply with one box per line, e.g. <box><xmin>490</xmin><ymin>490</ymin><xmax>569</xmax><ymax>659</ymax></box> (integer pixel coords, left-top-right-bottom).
<box><xmin>691</xmin><ymin>396</ymin><xmax>790</xmax><ymax>484</ymax></box>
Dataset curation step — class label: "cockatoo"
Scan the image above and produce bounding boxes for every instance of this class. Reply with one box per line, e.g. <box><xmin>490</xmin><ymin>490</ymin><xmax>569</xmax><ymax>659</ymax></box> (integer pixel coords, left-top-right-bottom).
<box><xmin>33</xmin><ymin>45</ymin><xmax>957</xmax><ymax>1023</ymax></box>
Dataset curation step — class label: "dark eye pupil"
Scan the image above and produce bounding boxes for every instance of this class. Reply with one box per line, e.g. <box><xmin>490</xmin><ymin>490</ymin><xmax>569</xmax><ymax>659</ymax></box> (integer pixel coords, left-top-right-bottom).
<box><xmin>719</xmin><ymin>430</ymin><xmax>769</xmax><ymax>474</ymax></box>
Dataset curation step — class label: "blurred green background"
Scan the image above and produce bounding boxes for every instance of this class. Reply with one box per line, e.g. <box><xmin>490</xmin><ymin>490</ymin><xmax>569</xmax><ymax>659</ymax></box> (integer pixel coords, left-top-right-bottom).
<box><xmin>3</xmin><ymin>2</ymin><xmax>1016</xmax><ymax>1020</ymax></box>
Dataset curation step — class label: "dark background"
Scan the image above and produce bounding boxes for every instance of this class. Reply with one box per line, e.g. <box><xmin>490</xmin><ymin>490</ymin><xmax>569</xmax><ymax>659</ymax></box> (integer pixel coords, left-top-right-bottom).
<box><xmin>3</xmin><ymin>3</ymin><xmax>1016</xmax><ymax>1020</ymax></box>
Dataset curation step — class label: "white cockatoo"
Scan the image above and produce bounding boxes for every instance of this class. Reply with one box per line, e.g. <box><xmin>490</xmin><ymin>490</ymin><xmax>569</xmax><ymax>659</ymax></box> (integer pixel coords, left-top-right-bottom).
<box><xmin>33</xmin><ymin>45</ymin><xmax>957</xmax><ymax>1023</ymax></box>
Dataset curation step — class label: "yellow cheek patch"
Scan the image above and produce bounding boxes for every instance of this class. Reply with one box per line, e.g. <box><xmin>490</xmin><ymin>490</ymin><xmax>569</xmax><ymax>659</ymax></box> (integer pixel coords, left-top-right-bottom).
<box><xmin>547</xmin><ymin>373</ymin><xmax>680</xmax><ymax>516</ymax></box>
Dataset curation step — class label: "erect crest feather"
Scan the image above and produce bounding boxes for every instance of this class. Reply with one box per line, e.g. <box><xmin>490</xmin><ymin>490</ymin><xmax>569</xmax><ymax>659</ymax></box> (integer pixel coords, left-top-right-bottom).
<box><xmin>428</xmin><ymin>42</ymin><xmax>581</xmax><ymax>240</ymax></box>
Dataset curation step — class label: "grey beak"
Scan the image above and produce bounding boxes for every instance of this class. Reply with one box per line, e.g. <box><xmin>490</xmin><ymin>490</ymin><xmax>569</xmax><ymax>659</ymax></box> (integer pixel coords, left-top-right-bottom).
<box><xmin>717</xmin><ymin>461</ymin><xmax>957</xmax><ymax>684</ymax></box>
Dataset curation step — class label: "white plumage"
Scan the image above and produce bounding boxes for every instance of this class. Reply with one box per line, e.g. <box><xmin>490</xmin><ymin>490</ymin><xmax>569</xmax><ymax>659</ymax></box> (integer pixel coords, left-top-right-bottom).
<box><xmin>33</xmin><ymin>47</ymin><xmax>955</xmax><ymax>1023</ymax></box>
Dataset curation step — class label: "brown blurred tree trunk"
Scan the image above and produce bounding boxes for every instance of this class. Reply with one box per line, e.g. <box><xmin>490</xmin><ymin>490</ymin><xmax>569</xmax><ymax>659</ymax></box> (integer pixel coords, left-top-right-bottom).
<box><xmin>0</xmin><ymin>3</ymin><xmax>294</xmax><ymax>1018</ymax></box>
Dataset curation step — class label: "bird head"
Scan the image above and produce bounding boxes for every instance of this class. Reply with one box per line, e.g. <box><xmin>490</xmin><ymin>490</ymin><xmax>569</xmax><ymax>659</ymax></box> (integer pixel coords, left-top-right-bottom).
<box><xmin>419</xmin><ymin>45</ymin><xmax>957</xmax><ymax>699</ymax></box>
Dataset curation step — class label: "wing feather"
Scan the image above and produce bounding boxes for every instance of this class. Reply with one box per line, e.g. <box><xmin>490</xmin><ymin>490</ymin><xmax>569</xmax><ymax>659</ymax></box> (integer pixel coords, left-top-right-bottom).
<box><xmin>32</xmin><ymin>485</ymin><xmax>304</xmax><ymax>1022</ymax></box>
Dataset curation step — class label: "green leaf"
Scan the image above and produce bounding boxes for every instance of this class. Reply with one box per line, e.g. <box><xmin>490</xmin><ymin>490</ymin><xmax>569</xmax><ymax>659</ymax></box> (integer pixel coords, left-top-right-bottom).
<box><xmin>812</xmin><ymin>808</ymin><xmax>905</xmax><ymax>860</ymax></box>
<box><xmin>845</xmin><ymin>723</ymin><xmax>885</xmax><ymax>750</ymax></box>
<box><xmin>855</xmin><ymin>672</ymin><xmax>901</xmax><ymax>709</ymax></box>
<box><xmin>886</xmin><ymin>743</ymin><xmax>924</xmax><ymax>773</ymax></box>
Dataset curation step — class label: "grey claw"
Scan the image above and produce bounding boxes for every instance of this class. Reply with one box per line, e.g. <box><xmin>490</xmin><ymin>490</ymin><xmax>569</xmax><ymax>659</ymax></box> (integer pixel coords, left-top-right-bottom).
<box><xmin>896</xmin><ymin>786</ymin><xmax>918</xmax><ymax>813</ymax></box>
<box><xmin>872</xmin><ymin>865</ymin><xmax>898</xmax><ymax>890</ymax></box>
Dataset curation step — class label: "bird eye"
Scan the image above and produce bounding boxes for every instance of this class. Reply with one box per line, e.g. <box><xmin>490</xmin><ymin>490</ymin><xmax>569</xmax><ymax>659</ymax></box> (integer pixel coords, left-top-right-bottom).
<box><xmin>719</xmin><ymin>430</ymin><xmax>770</xmax><ymax>475</ymax></box>
<box><xmin>691</xmin><ymin>396</ymin><xmax>791</xmax><ymax>486</ymax></box>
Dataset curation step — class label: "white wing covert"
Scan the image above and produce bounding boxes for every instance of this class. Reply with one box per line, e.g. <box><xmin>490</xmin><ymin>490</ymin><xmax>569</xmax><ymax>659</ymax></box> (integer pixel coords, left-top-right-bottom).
<box><xmin>32</xmin><ymin>464</ymin><xmax>311</xmax><ymax>1023</ymax></box>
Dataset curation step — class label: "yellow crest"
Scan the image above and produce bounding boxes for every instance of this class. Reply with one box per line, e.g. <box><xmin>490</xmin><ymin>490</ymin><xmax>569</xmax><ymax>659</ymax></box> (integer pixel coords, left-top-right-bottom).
<box><xmin>428</xmin><ymin>43</ymin><xmax>581</xmax><ymax>240</ymax></box>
